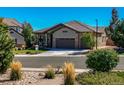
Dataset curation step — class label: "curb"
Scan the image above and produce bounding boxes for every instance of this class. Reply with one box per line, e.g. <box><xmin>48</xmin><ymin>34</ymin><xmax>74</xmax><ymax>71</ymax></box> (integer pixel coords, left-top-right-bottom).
<box><xmin>20</xmin><ymin>68</ymin><xmax>124</xmax><ymax>73</ymax></box>
<box><xmin>15</xmin><ymin>54</ymin><xmax>124</xmax><ymax>57</ymax></box>
<box><xmin>14</xmin><ymin>55</ymin><xmax>87</xmax><ymax>57</ymax></box>
<box><xmin>20</xmin><ymin>68</ymin><xmax>90</xmax><ymax>73</ymax></box>
<box><xmin>118</xmin><ymin>55</ymin><xmax>124</xmax><ymax>57</ymax></box>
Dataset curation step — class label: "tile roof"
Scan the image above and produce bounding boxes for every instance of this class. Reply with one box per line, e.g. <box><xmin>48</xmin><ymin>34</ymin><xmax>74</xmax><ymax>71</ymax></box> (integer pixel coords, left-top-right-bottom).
<box><xmin>65</xmin><ymin>20</ymin><xmax>96</xmax><ymax>32</ymax></box>
<box><xmin>3</xmin><ymin>18</ymin><xmax>22</xmax><ymax>27</ymax></box>
<box><xmin>34</xmin><ymin>28</ymin><xmax>50</xmax><ymax>34</ymax></box>
<box><xmin>34</xmin><ymin>20</ymin><xmax>104</xmax><ymax>34</ymax></box>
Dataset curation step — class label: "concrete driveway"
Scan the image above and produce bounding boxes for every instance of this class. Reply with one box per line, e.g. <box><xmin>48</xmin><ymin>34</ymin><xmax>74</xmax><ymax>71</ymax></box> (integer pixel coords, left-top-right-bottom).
<box><xmin>38</xmin><ymin>49</ymin><xmax>90</xmax><ymax>56</ymax></box>
<box><xmin>15</xmin><ymin>49</ymin><xmax>90</xmax><ymax>57</ymax></box>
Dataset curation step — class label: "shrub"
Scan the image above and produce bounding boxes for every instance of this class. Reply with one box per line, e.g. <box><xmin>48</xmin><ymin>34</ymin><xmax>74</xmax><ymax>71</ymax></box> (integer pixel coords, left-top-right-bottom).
<box><xmin>81</xmin><ymin>33</ymin><xmax>95</xmax><ymax>49</ymax></box>
<box><xmin>76</xmin><ymin>71</ymin><xmax>124</xmax><ymax>85</ymax></box>
<box><xmin>44</xmin><ymin>65</ymin><xmax>55</xmax><ymax>79</ymax></box>
<box><xmin>63</xmin><ymin>62</ymin><xmax>75</xmax><ymax>85</ymax></box>
<box><xmin>86</xmin><ymin>49</ymin><xmax>119</xmax><ymax>72</ymax></box>
<box><xmin>0</xmin><ymin>19</ymin><xmax>15</xmax><ymax>73</ymax></box>
<box><xmin>10</xmin><ymin>61</ymin><xmax>22</xmax><ymax>80</ymax></box>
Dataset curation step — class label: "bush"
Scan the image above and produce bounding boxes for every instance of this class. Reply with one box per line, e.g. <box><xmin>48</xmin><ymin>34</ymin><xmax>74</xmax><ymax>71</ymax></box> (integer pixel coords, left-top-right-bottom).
<box><xmin>0</xmin><ymin>19</ymin><xmax>15</xmax><ymax>74</ymax></box>
<box><xmin>63</xmin><ymin>62</ymin><xmax>75</xmax><ymax>85</ymax></box>
<box><xmin>44</xmin><ymin>65</ymin><xmax>55</xmax><ymax>79</ymax></box>
<box><xmin>81</xmin><ymin>33</ymin><xmax>95</xmax><ymax>49</ymax></box>
<box><xmin>86</xmin><ymin>49</ymin><xmax>119</xmax><ymax>72</ymax></box>
<box><xmin>10</xmin><ymin>61</ymin><xmax>22</xmax><ymax>80</ymax></box>
<box><xmin>76</xmin><ymin>71</ymin><xmax>124</xmax><ymax>85</ymax></box>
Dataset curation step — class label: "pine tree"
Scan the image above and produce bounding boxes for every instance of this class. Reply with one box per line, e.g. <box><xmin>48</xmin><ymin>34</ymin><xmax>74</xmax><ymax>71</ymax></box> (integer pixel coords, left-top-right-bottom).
<box><xmin>0</xmin><ymin>18</ymin><xmax>15</xmax><ymax>73</ymax></box>
<box><xmin>105</xmin><ymin>8</ymin><xmax>124</xmax><ymax>48</ymax></box>
<box><xmin>105</xmin><ymin>8</ymin><xmax>119</xmax><ymax>36</ymax></box>
<box><xmin>111</xmin><ymin>8</ymin><xmax>119</xmax><ymax>25</ymax></box>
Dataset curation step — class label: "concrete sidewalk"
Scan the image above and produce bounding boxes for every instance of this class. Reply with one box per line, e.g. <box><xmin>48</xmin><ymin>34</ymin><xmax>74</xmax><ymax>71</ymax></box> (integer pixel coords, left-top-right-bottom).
<box><xmin>19</xmin><ymin>68</ymin><xmax>124</xmax><ymax>73</ymax></box>
<box><xmin>21</xmin><ymin>68</ymin><xmax>90</xmax><ymax>73</ymax></box>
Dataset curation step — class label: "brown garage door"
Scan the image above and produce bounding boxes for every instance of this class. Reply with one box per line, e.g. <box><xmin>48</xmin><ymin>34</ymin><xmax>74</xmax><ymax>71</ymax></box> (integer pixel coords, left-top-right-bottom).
<box><xmin>56</xmin><ymin>38</ymin><xmax>75</xmax><ymax>49</ymax></box>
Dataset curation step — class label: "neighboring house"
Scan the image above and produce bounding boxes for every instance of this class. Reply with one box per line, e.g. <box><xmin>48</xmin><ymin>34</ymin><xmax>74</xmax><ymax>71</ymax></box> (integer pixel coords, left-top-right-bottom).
<box><xmin>2</xmin><ymin>18</ymin><xmax>25</xmax><ymax>48</ymax></box>
<box><xmin>34</xmin><ymin>20</ymin><xmax>107</xmax><ymax>49</ymax></box>
<box><xmin>97</xmin><ymin>26</ymin><xmax>115</xmax><ymax>46</ymax></box>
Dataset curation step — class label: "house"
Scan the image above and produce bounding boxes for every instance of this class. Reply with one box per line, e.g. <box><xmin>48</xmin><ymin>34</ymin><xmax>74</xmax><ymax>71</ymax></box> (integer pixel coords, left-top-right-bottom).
<box><xmin>2</xmin><ymin>18</ymin><xmax>25</xmax><ymax>49</ymax></box>
<box><xmin>34</xmin><ymin>21</ymin><xmax>107</xmax><ymax>49</ymax></box>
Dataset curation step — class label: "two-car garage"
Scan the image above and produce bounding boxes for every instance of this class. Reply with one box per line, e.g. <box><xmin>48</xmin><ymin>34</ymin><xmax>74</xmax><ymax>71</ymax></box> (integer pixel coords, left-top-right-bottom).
<box><xmin>52</xmin><ymin>27</ymin><xmax>77</xmax><ymax>49</ymax></box>
<box><xmin>56</xmin><ymin>38</ymin><xmax>75</xmax><ymax>49</ymax></box>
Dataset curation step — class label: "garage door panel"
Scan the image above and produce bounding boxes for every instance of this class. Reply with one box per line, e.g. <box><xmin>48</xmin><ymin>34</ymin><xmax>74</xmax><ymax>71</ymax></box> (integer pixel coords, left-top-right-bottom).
<box><xmin>56</xmin><ymin>38</ymin><xmax>75</xmax><ymax>49</ymax></box>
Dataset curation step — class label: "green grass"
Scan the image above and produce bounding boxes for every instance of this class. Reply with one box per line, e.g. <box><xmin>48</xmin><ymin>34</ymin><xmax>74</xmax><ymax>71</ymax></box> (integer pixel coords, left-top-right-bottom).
<box><xmin>76</xmin><ymin>71</ymin><xmax>124</xmax><ymax>85</ymax></box>
<box><xmin>118</xmin><ymin>52</ymin><xmax>124</xmax><ymax>55</ymax></box>
<box><xmin>114</xmin><ymin>49</ymin><xmax>124</xmax><ymax>55</ymax></box>
<box><xmin>13</xmin><ymin>49</ymin><xmax>48</xmax><ymax>55</ymax></box>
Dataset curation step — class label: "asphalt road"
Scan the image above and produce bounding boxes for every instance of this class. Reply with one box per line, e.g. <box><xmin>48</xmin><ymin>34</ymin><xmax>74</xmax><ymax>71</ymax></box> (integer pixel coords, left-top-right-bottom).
<box><xmin>14</xmin><ymin>55</ymin><xmax>124</xmax><ymax>69</ymax></box>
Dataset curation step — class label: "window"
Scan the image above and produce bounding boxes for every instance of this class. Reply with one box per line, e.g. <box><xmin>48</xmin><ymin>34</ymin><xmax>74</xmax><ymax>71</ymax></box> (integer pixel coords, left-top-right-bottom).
<box><xmin>10</xmin><ymin>31</ymin><xmax>14</xmax><ymax>34</ymax></box>
<box><xmin>102</xmin><ymin>36</ymin><xmax>106</xmax><ymax>42</ymax></box>
<box><xmin>63</xmin><ymin>31</ymin><xmax>68</xmax><ymax>33</ymax></box>
<box><xmin>15</xmin><ymin>39</ymin><xmax>17</xmax><ymax>44</ymax></box>
<box><xmin>16</xmin><ymin>27</ymin><xmax>20</xmax><ymax>32</ymax></box>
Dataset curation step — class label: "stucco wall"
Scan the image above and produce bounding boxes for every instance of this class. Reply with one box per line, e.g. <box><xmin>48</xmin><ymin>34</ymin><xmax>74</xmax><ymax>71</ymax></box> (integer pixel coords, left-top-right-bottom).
<box><xmin>94</xmin><ymin>33</ymin><xmax>107</xmax><ymax>46</ymax></box>
<box><xmin>9</xmin><ymin>30</ymin><xmax>25</xmax><ymax>45</ymax></box>
<box><xmin>52</xmin><ymin>27</ymin><xmax>78</xmax><ymax>48</ymax></box>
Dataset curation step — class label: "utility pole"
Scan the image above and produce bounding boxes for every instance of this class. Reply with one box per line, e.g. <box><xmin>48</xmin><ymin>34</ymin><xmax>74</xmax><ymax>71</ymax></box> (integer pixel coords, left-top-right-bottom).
<box><xmin>96</xmin><ymin>19</ymin><xmax>98</xmax><ymax>49</ymax></box>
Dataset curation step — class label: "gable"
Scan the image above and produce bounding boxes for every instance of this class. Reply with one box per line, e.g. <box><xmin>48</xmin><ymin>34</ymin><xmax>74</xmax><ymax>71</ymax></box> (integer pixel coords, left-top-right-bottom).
<box><xmin>34</xmin><ymin>21</ymin><xmax>103</xmax><ymax>34</ymax></box>
<box><xmin>53</xmin><ymin>27</ymin><xmax>77</xmax><ymax>38</ymax></box>
<box><xmin>9</xmin><ymin>29</ymin><xmax>24</xmax><ymax>38</ymax></box>
<box><xmin>9</xmin><ymin>29</ymin><xmax>25</xmax><ymax>44</ymax></box>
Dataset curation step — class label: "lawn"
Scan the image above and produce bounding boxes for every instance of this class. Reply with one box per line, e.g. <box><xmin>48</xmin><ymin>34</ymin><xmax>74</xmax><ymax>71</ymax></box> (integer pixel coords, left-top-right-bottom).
<box><xmin>114</xmin><ymin>48</ymin><xmax>124</xmax><ymax>55</ymax></box>
<box><xmin>76</xmin><ymin>71</ymin><xmax>124</xmax><ymax>85</ymax></box>
<box><xmin>13</xmin><ymin>49</ymin><xmax>48</xmax><ymax>55</ymax></box>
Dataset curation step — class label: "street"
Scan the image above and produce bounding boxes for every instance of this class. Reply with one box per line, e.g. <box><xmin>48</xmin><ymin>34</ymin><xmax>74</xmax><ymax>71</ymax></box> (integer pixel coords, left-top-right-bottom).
<box><xmin>14</xmin><ymin>55</ymin><xmax>124</xmax><ymax>70</ymax></box>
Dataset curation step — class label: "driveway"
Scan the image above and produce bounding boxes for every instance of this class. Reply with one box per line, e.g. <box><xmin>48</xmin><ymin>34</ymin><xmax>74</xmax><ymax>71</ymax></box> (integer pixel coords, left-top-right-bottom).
<box><xmin>15</xmin><ymin>49</ymin><xmax>90</xmax><ymax>57</ymax></box>
<box><xmin>38</xmin><ymin>49</ymin><xmax>90</xmax><ymax>56</ymax></box>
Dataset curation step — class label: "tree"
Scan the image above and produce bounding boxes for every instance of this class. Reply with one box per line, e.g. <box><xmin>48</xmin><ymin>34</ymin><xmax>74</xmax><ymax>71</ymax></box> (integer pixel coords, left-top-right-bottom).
<box><xmin>22</xmin><ymin>22</ymin><xmax>35</xmax><ymax>48</ymax></box>
<box><xmin>105</xmin><ymin>8</ymin><xmax>124</xmax><ymax>48</ymax></box>
<box><xmin>81</xmin><ymin>33</ymin><xmax>95</xmax><ymax>49</ymax></box>
<box><xmin>0</xmin><ymin>18</ymin><xmax>15</xmax><ymax>73</ymax></box>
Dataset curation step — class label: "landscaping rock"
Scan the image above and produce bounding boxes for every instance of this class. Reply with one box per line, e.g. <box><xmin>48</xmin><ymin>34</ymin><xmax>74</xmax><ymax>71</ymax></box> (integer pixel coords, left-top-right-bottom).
<box><xmin>38</xmin><ymin>72</ymin><xmax>45</xmax><ymax>76</ymax></box>
<box><xmin>0</xmin><ymin>70</ymin><xmax>64</xmax><ymax>85</ymax></box>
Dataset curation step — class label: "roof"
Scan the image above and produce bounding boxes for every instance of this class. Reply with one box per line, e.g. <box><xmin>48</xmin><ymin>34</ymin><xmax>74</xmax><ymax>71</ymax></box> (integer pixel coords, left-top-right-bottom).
<box><xmin>34</xmin><ymin>28</ymin><xmax>51</xmax><ymax>34</ymax></box>
<box><xmin>34</xmin><ymin>20</ymin><xmax>103</xmax><ymax>34</ymax></box>
<box><xmin>97</xmin><ymin>27</ymin><xmax>105</xmax><ymax>33</ymax></box>
<box><xmin>65</xmin><ymin>21</ymin><xmax>97</xmax><ymax>32</ymax></box>
<box><xmin>2</xmin><ymin>18</ymin><xmax>22</xmax><ymax>28</ymax></box>
<box><xmin>9</xmin><ymin>28</ymin><xmax>24</xmax><ymax>37</ymax></box>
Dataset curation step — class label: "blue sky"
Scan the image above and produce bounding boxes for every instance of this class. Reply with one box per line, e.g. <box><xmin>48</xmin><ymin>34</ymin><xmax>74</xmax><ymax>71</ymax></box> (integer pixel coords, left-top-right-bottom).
<box><xmin>0</xmin><ymin>7</ymin><xmax>124</xmax><ymax>30</ymax></box>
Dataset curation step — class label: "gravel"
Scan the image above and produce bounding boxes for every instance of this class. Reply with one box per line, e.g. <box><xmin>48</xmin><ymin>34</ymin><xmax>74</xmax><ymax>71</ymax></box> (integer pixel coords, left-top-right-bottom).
<box><xmin>0</xmin><ymin>70</ymin><xmax>64</xmax><ymax>85</ymax></box>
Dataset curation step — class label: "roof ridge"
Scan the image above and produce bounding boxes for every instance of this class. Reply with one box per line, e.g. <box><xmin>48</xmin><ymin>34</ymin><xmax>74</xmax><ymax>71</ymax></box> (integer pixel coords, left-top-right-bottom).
<box><xmin>10</xmin><ymin>18</ymin><xmax>22</xmax><ymax>27</ymax></box>
<box><xmin>4</xmin><ymin>18</ymin><xmax>22</xmax><ymax>27</ymax></box>
<box><xmin>64</xmin><ymin>20</ymin><xmax>96</xmax><ymax>32</ymax></box>
<box><xmin>73</xmin><ymin>20</ymin><xmax>95</xmax><ymax>31</ymax></box>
